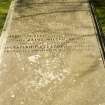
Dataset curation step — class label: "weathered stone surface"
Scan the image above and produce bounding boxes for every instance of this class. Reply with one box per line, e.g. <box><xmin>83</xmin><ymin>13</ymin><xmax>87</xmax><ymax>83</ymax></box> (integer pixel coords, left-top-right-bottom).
<box><xmin>0</xmin><ymin>0</ymin><xmax>105</xmax><ymax>105</ymax></box>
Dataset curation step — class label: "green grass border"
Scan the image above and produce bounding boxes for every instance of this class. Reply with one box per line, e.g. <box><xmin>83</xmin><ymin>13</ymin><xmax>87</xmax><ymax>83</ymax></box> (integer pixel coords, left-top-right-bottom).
<box><xmin>0</xmin><ymin>0</ymin><xmax>12</xmax><ymax>33</ymax></box>
<box><xmin>93</xmin><ymin>0</ymin><xmax>105</xmax><ymax>33</ymax></box>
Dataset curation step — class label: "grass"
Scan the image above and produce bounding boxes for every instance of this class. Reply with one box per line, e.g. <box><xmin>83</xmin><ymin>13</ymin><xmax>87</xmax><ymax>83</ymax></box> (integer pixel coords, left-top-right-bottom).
<box><xmin>92</xmin><ymin>0</ymin><xmax>105</xmax><ymax>33</ymax></box>
<box><xmin>0</xmin><ymin>0</ymin><xmax>12</xmax><ymax>33</ymax></box>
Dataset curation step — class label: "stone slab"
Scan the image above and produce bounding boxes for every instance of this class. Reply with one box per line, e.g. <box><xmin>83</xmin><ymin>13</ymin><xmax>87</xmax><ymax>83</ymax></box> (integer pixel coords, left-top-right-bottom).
<box><xmin>0</xmin><ymin>0</ymin><xmax>105</xmax><ymax>105</ymax></box>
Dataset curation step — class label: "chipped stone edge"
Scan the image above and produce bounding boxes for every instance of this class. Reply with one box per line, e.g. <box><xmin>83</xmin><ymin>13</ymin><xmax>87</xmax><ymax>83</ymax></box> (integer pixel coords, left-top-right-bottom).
<box><xmin>88</xmin><ymin>2</ymin><xmax>105</xmax><ymax>66</ymax></box>
<box><xmin>0</xmin><ymin>0</ymin><xmax>17</xmax><ymax>63</ymax></box>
